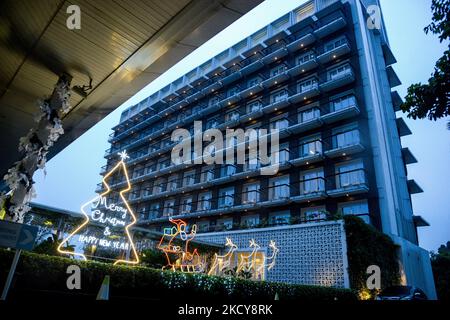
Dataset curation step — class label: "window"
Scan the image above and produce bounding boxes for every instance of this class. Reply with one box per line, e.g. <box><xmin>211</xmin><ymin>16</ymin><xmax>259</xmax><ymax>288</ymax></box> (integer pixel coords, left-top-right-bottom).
<box><xmin>220</xmin><ymin>164</ymin><xmax>236</xmax><ymax>177</ymax></box>
<box><xmin>145</xmin><ymin>162</ymin><xmax>156</xmax><ymax>174</ymax></box>
<box><xmin>269</xmin><ymin>211</ymin><xmax>290</xmax><ymax>225</ymax></box>
<box><xmin>273</xmin><ymin>142</ymin><xmax>289</xmax><ymax>163</ymax></box>
<box><xmin>269</xmin><ymin>175</ymin><xmax>290</xmax><ymax>200</ymax></box>
<box><xmin>335</xmin><ymin>160</ymin><xmax>365</xmax><ymax>188</ymax></box>
<box><xmin>209</xmin><ymin>96</ymin><xmax>220</xmax><ymax>107</ymax></box>
<box><xmin>167</xmin><ymin>175</ymin><xmax>178</xmax><ymax>191</ymax></box>
<box><xmin>198</xmin><ymin>192</ymin><xmax>212</xmax><ymax>210</ymax></box>
<box><xmin>298</xmin><ymin>78</ymin><xmax>317</xmax><ymax>93</ymax></box>
<box><xmin>183</xmin><ymin>170</ymin><xmax>196</xmax><ymax>187</ymax></box>
<box><xmin>301</xmin><ymin>206</ymin><xmax>327</xmax><ymax>221</ymax></box>
<box><xmin>133</xmin><ymin>165</ymin><xmax>144</xmax><ymax>179</ymax></box>
<box><xmin>298</xmin><ymin>107</ymin><xmax>320</xmax><ymax>123</ymax></box>
<box><xmin>270</xmin><ymin>64</ymin><xmax>286</xmax><ymax>76</ymax></box>
<box><xmin>225</xmin><ymin>109</ymin><xmax>240</xmax><ymax>122</ymax></box>
<box><xmin>271</xmin><ymin>90</ymin><xmax>288</xmax><ymax>103</ymax></box>
<box><xmin>247</xmin><ymin>100</ymin><xmax>262</xmax><ymax>113</ymax></box>
<box><xmin>333</xmin><ymin>128</ymin><xmax>360</xmax><ymax>148</ymax></box>
<box><xmin>163</xmin><ymin>199</ymin><xmax>175</xmax><ymax>216</ymax></box>
<box><xmin>180</xmin><ymin>197</ymin><xmax>193</xmax><ymax>213</ymax></box>
<box><xmin>331</xmin><ymin>95</ymin><xmax>356</xmax><ymax>112</ymax></box>
<box><xmin>328</xmin><ymin>64</ymin><xmax>351</xmax><ymax>80</ymax></box>
<box><xmin>324</xmin><ymin>37</ymin><xmax>347</xmax><ymax>52</ymax></box>
<box><xmin>338</xmin><ymin>200</ymin><xmax>370</xmax><ymax>223</ymax></box>
<box><xmin>218</xmin><ymin>187</ymin><xmax>234</xmax><ymax>207</ymax></box>
<box><xmin>299</xmin><ymin>135</ymin><xmax>322</xmax><ymax>157</ymax></box>
<box><xmin>270</xmin><ymin>114</ymin><xmax>289</xmax><ymax>130</ymax></box>
<box><xmin>206</xmin><ymin>117</ymin><xmax>219</xmax><ymax>129</ymax></box>
<box><xmin>300</xmin><ymin>169</ymin><xmax>325</xmax><ymax>194</ymax></box>
<box><xmin>228</xmin><ymin>87</ymin><xmax>239</xmax><ymax>97</ymax></box>
<box><xmin>217</xmin><ymin>218</ymin><xmax>233</xmax><ymax>230</ymax></box>
<box><xmin>149</xmin><ymin>203</ymin><xmax>161</xmax><ymax>219</ymax></box>
<box><xmin>200</xmin><ymin>166</ymin><xmax>214</xmax><ymax>183</ymax></box>
<box><xmin>242</xmin><ymin>183</ymin><xmax>260</xmax><ymax>203</ymax></box>
<box><xmin>247</xmin><ymin>77</ymin><xmax>261</xmax><ymax>88</ymax></box>
<box><xmin>142</xmin><ymin>183</ymin><xmax>152</xmax><ymax>197</ymax></box>
<box><xmin>296</xmin><ymin>51</ymin><xmax>315</xmax><ymax>65</ymax></box>
<box><xmin>153</xmin><ymin>178</ymin><xmax>166</xmax><ymax>194</ymax></box>
<box><xmin>241</xmin><ymin>214</ymin><xmax>260</xmax><ymax>228</ymax></box>
<box><xmin>197</xmin><ymin>221</ymin><xmax>210</xmax><ymax>232</ymax></box>
<box><xmin>158</xmin><ymin>158</ymin><xmax>171</xmax><ymax>170</ymax></box>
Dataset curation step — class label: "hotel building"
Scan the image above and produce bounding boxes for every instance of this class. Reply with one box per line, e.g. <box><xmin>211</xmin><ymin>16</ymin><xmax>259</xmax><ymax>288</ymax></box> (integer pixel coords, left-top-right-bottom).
<box><xmin>99</xmin><ymin>0</ymin><xmax>436</xmax><ymax>298</ymax></box>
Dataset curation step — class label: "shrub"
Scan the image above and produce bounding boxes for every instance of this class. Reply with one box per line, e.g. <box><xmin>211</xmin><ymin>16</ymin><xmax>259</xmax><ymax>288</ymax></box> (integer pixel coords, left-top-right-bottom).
<box><xmin>0</xmin><ymin>249</ymin><xmax>356</xmax><ymax>301</ymax></box>
<box><xmin>344</xmin><ymin>215</ymin><xmax>401</xmax><ymax>299</ymax></box>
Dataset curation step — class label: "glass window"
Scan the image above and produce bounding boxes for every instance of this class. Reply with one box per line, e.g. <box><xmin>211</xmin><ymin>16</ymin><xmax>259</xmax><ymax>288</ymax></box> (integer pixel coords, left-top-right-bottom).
<box><xmin>298</xmin><ymin>78</ymin><xmax>318</xmax><ymax>93</ymax></box>
<box><xmin>269</xmin><ymin>210</ymin><xmax>290</xmax><ymax>225</ymax></box>
<box><xmin>300</xmin><ymin>169</ymin><xmax>325</xmax><ymax>194</ymax></box>
<box><xmin>247</xmin><ymin>100</ymin><xmax>262</xmax><ymax>113</ymax></box>
<box><xmin>269</xmin><ymin>175</ymin><xmax>290</xmax><ymax>200</ymax></box>
<box><xmin>183</xmin><ymin>170</ymin><xmax>196</xmax><ymax>187</ymax></box>
<box><xmin>167</xmin><ymin>175</ymin><xmax>178</xmax><ymax>191</ymax></box>
<box><xmin>296</xmin><ymin>51</ymin><xmax>315</xmax><ymax>65</ymax></box>
<box><xmin>325</xmin><ymin>37</ymin><xmax>347</xmax><ymax>52</ymax></box>
<box><xmin>241</xmin><ymin>214</ymin><xmax>260</xmax><ymax>227</ymax></box>
<box><xmin>220</xmin><ymin>165</ymin><xmax>236</xmax><ymax>177</ymax></box>
<box><xmin>197</xmin><ymin>221</ymin><xmax>210</xmax><ymax>232</ymax></box>
<box><xmin>225</xmin><ymin>109</ymin><xmax>240</xmax><ymax>122</ymax></box>
<box><xmin>299</xmin><ymin>107</ymin><xmax>320</xmax><ymax>123</ymax></box>
<box><xmin>334</xmin><ymin>129</ymin><xmax>360</xmax><ymax>148</ymax></box>
<box><xmin>271</xmin><ymin>90</ymin><xmax>288</xmax><ymax>103</ymax></box>
<box><xmin>336</xmin><ymin>161</ymin><xmax>365</xmax><ymax>187</ymax></box>
<box><xmin>338</xmin><ymin>200</ymin><xmax>370</xmax><ymax>223</ymax></box>
<box><xmin>217</xmin><ymin>218</ymin><xmax>233</xmax><ymax>230</ymax></box>
<box><xmin>301</xmin><ymin>206</ymin><xmax>327</xmax><ymax>221</ymax></box>
<box><xmin>209</xmin><ymin>96</ymin><xmax>219</xmax><ymax>107</ymax></box>
<box><xmin>299</xmin><ymin>136</ymin><xmax>322</xmax><ymax>157</ymax></box>
<box><xmin>331</xmin><ymin>95</ymin><xmax>356</xmax><ymax>112</ymax></box>
<box><xmin>228</xmin><ymin>87</ymin><xmax>239</xmax><ymax>97</ymax></box>
<box><xmin>163</xmin><ymin>199</ymin><xmax>175</xmax><ymax>216</ymax></box>
<box><xmin>270</xmin><ymin>64</ymin><xmax>286</xmax><ymax>76</ymax></box>
<box><xmin>198</xmin><ymin>192</ymin><xmax>212</xmax><ymax>210</ymax></box>
<box><xmin>242</xmin><ymin>183</ymin><xmax>260</xmax><ymax>203</ymax></box>
<box><xmin>149</xmin><ymin>203</ymin><xmax>161</xmax><ymax>218</ymax></box>
<box><xmin>218</xmin><ymin>187</ymin><xmax>234</xmax><ymax>207</ymax></box>
<box><xmin>180</xmin><ymin>197</ymin><xmax>193</xmax><ymax>213</ymax></box>
<box><xmin>328</xmin><ymin>64</ymin><xmax>351</xmax><ymax>80</ymax></box>
<box><xmin>200</xmin><ymin>166</ymin><xmax>214</xmax><ymax>183</ymax></box>
<box><xmin>247</xmin><ymin>77</ymin><xmax>261</xmax><ymax>87</ymax></box>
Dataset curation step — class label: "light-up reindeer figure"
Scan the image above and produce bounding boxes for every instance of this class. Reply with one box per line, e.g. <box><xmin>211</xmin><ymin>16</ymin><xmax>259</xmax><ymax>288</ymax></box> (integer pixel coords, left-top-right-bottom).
<box><xmin>236</xmin><ymin>239</ymin><xmax>260</xmax><ymax>274</ymax></box>
<box><xmin>255</xmin><ymin>240</ymin><xmax>279</xmax><ymax>280</ymax></box>
<box><xmin>180</xmin><ymin>223</ymin><xmax>201</xmax><ymax>273</ymax></box>
<box><xmin>208</xmin><ymin>237</ymin><xmax>238</xmax><ymax>276</ymax></box>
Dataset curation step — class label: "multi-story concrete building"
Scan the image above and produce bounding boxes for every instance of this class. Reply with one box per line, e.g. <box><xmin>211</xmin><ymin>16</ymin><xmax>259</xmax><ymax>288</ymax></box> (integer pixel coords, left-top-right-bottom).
<box><xmin>99</xmin><ymin>0</ymin><xmax>436</xmax><ymax>298</ymax></box>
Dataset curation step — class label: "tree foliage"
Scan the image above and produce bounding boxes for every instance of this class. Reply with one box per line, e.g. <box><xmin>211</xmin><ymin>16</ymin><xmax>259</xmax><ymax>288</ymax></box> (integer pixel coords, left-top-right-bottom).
<box><xmin>431</xmin><ymin>241</ymin><xmax>450</xmax><ymax>300</ymax></box>
<box><xmin>401</xmin><ymin>0</ymin><xmax>450</xmax><ymax>123</ymax></box>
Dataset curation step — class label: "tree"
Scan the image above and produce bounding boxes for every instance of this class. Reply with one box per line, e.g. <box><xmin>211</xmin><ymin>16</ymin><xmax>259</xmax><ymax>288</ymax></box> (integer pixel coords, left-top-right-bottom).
<box><xmin>430</xmin><ymin>241</ymin><xmax>450</xmax><ymax>300</ymax></box>
<box><xmin>400</xmin><ymin>0</ymin><xmax>450</xmax><ymax>127</ymax></box>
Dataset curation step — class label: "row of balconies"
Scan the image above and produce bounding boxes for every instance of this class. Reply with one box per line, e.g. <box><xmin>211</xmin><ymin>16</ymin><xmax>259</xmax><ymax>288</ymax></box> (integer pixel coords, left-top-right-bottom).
<box><xmin>108</xmin><ymin>33</ymin><xmax>352</xmax><ymax>145</ymax></box>
<box><xmin>103</xmin><ymin>64</ymin><xmax>356</xmax><ymax>161</ymax></box>
<box><xmin>134</xmin><ymin>168</ymin><xmax>368</xmax><ymax>224</ymax></box>
<box><xmin>98</xmin><ymin>129</ymin><xmax>365</xmax><ymax>193</ymax></box>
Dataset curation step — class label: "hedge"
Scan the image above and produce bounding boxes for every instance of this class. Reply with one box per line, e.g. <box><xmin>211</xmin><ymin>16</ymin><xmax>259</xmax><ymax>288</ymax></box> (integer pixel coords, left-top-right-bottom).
<box><xmin>0</xmin><ymin>249</ymin><xmax>356</xmax><ymax>301</ymax></box>
<box><xmin>344</xmin><ymin>215</ymin><xmax>401</xmax><ymax>299</ymax></box>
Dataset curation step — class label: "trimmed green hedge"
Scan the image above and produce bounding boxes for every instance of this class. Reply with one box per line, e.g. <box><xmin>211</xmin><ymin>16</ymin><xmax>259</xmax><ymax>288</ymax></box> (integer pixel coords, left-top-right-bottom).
<box><xmin>344</xmin><ymin>215</ymin><xmax>401</xmax><ymax>298</ymax></box>
<box><xmin>0</xmin><ymin>249</ymin><xmax>356</xmax><ymax>301</ymax></box>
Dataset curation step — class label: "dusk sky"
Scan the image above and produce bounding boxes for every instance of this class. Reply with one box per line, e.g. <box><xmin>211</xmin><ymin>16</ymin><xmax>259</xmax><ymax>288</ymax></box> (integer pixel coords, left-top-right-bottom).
<box><xmin>33</xmin><ymin>0</ymin><xmax>449</xmax><ymax>252</ymax></box>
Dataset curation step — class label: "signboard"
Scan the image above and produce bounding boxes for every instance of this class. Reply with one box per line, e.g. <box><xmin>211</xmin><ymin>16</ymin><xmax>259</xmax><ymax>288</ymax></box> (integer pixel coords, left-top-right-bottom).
<box><xmin>0</xmin><ymin>220</ymin><xmax>38</xmax><ymax>251</ymax></box>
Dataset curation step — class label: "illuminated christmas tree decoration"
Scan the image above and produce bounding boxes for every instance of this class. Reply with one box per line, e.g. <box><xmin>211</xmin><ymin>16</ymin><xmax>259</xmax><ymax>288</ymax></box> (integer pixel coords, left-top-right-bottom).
<box><xmin>57</xmin><ymin>151</ymin><xmax>139</xmax><ymax>265</ymax></box>
<box><xmin>157</xmin><ymin>217</ymin><xmax>202</xmax><ymax>273</ymax></box>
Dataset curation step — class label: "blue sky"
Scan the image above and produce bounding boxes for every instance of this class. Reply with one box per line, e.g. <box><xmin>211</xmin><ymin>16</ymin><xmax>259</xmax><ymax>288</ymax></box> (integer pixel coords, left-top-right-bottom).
<box><xmin>33</xmin><ymin>0</ymin><xmax>449</xmax><ymax>252</ymax></box>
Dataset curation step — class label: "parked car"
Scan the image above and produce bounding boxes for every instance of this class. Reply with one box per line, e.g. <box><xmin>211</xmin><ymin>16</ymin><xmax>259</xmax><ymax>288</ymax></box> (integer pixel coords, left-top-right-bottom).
<box><xmin>376</xmin><ymin>286</ymin><xmax>428</xmax><ymax>300</ymax></box>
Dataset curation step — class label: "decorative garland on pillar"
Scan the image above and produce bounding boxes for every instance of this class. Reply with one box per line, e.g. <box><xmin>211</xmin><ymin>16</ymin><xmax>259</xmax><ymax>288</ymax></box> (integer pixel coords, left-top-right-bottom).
<box><xmin>1</xmin><ymin>76</ymin><xmax>71</xmax><ymax>222</ymax></box>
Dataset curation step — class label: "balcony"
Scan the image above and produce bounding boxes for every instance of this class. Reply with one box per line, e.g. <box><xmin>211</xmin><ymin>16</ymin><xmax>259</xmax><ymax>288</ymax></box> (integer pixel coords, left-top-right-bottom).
<box><xmin>313</xmin><ymin>17</ymin><xmax>347</xmax><ymax>39</ymax></box>
<box><xmin>288</xmin><ymin>106</ymin><xmax>323</xmax><ymax>134</ymax></box>
<box><xmin>317</xmin><ymin>42</ymin><xmax>351</xmax><ymax>64</ymax></box>
<box><xmin>407</xmin><ymin>179</ymin><xmax>424</xmax><ymax>194</ymax></box>
<box><xmin>327</xmin><ymin>169</ymin><xmax>369</xmax><ymax>197</ymax></box>
<box><xmin>286</xmin><ymin>58</ymin><xmax>318</xmax><ymax>77</ymax></box>
<box><xmin>396</xmin><ymin>117</ymin><xmax>412</xmax><ymax>137</ymax></box>
<box><xmin>290</xmin><ymin>140</ymin><xmax>324</xmax><ymax>166</ymax></box>
<box><xmin>319</xmin><ymin>69</ymin><xmax>355</xmax><ymax>92</ymax></box>
<box><xmin>263</xmin><ymin>95</ymin><xmax>291</xmax><ymax>114</ymax></box>
<box><xmin>239</xmin><ymin>52</ymin><xmax>265</xmax><ymax>76</ymax></box>
<box><xmin>321</xmin><ymin>103</ymin><xmax>360</xmax><ymax>124</ymax></box>
<box><xmin>286</xmin><ymin>33</ymin><xmax>315</xmax><ymax>53</ymax></box>
<box><xmin>288</xmin><ymin>82</ymin><xmax>320</xmax><ymax>103</ymax></box>
<box><xmin>324</xmin><ymin>131</ymin><xmax>364</xmax><ymax>158</ymax></box>
<box><xmin>261</xmin><ymin>70</ymin><xmax>290</xmax><ymax>89</ymax></box>
<box><xmin>292</xmin><ymin>177</ymin><xmax>327</xmax><ymax>203</ymax></box>
<box><xmin>261</xmin><ymin>44</ymin><xmax>289</xmax><ymax>65</ymax></box>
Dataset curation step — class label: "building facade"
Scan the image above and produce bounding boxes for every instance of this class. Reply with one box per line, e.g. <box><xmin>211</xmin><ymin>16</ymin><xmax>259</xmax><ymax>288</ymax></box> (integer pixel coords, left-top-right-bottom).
<box><xmin>99</xmin><ymin>0</ymin><xmax>436</xmax><ymax>297</ymax></box>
